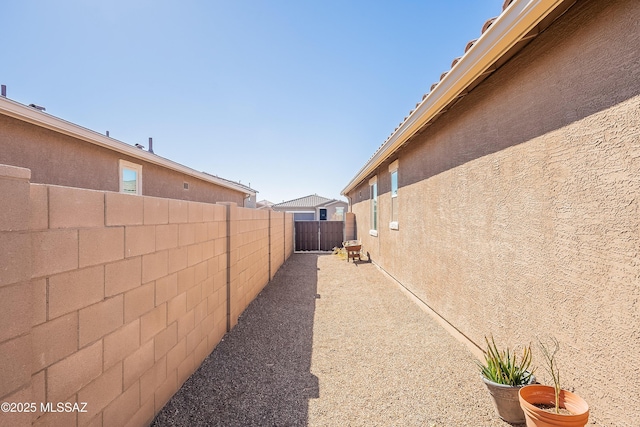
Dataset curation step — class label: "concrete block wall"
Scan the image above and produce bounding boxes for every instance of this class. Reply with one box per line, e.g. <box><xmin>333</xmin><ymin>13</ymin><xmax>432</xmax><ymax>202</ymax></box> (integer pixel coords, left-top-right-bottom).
<box><xmin>0</xmin><ymin>165</ymin><xmax>293</xmax><ymax>427</ymax></box>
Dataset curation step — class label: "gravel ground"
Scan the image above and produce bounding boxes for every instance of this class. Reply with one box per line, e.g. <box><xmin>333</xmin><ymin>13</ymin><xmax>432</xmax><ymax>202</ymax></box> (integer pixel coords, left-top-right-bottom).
<box><xmin>152</xmin><ymin>253</ymin><xmax>522</xmax><ymax>427</ymax></box>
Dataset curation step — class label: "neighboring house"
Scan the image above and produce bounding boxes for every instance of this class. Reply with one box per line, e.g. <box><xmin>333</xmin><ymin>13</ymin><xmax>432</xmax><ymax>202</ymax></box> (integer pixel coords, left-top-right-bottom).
<box><xmin>256</xmin><ymin>199</ymin><xmax>275</xmax><ymax>210</ymax></box>
<box><xmin>272</xmin><ymin>194</ymin><xmax>348</xmax><ymax>221</ymax></box>
<box><xmin>0</xmin><ymin>95</ymin><xmax>257</xmax><ymax>206</ymax></box>
<box><xmin>342</xmin><ymin>0</ymin><xmax>639</xmax><ymax>425</ymax></box>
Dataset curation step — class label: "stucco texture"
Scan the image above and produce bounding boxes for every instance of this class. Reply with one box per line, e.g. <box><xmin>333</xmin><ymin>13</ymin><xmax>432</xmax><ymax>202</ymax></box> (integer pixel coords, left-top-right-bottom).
<box><xmin>348</xmin><ymin>0</ymin><xmax>639</xmax><ymax>425</ymax></box>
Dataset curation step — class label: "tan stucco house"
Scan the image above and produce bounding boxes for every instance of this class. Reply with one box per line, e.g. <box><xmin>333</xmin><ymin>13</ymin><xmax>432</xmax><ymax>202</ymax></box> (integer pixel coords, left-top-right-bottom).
<box><xmin>0</xmin><ymin>95</ymin><xmax>256</xmax><ymax>206</ymax></box>
<box><xmin>342</xmin><ymin>0</ymin><xmax>639</xmax><ymax>425</ymax></box>
<box><xmin>272</xmin><ymin>194</ymin><xmax>348</xmax><ymax>222</ymax></box>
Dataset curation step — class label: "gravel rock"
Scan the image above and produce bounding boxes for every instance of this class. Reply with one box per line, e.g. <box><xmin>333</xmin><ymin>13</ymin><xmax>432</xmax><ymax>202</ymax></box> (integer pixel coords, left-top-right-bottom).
<box><xmin>152</xmin><ymin>253</ymin><xmax>522</xmax><ymax>427</ymax></box>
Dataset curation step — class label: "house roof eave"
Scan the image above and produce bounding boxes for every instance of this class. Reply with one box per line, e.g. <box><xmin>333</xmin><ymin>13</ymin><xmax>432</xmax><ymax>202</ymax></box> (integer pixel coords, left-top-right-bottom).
<box><xmin>0</xmin><ymin>96</ymin><xmax>256</xmax><ymax>197</ymax></box>
<box><xmin>341</xmin><ymin>0</ymin><xmax>574</xmax><ymax>196</ymax></box>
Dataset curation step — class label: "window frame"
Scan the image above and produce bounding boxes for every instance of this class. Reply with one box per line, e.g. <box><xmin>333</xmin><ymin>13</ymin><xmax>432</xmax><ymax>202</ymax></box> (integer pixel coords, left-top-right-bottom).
<box><xmin>389</xmin><ymin>160</ymin><xmax>399</xmax><ymax>230</ymax></box>
<box><xmin>119</xmin><ymin>160</ymin><xmax>143</xmax><ymax>195</ymax></box>
<box><xmin>369</xmin><ymin>176</ymin><xmax>378</xmax><ymax>236</ymax></box>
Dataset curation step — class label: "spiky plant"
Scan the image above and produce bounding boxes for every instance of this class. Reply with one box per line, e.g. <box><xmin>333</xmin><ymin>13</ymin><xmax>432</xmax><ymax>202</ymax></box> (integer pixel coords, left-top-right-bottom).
<box><xmin>478</xmin><ymin>335</ymin><xmax>534</xmax><ymax>386</ymax></box>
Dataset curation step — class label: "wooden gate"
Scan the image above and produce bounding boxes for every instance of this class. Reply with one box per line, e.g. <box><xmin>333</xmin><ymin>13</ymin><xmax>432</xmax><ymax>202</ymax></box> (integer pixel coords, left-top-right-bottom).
<box><xmin>295</xmin><ymin>221</ymin><xmax>344</xmax><ymax>251</ymax></box>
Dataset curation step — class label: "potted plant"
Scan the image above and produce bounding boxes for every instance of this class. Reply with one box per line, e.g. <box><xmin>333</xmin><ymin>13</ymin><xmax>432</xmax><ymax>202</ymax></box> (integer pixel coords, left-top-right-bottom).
<box><xmin>478</xmin><ymin>336</ymin><xmax>536</xmax><ymax>424</ymax></box>
<box><xmin>518</xmin><ymin>338</ymin><xmax>589</xmax><ymax>427</ymax></box>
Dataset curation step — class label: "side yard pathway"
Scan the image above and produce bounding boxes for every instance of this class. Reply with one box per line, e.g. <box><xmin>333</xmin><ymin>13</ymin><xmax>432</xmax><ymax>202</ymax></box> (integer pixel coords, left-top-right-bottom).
<box><xmin>152</xmin><ymin>253</ymin><xmax>519</xmax><ymax>426</ymax></box>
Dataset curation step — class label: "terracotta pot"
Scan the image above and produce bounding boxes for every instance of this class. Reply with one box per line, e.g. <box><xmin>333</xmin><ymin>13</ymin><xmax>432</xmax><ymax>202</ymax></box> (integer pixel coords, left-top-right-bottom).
<box><xmin>519</xmin><ymin>384</ymin><xmax>589</xmax><ymax>427</ymax></box>
<box><xmin>482</xmin><ymin>374</ymin><xmax>534</xmax><ymax>424</ymax></box>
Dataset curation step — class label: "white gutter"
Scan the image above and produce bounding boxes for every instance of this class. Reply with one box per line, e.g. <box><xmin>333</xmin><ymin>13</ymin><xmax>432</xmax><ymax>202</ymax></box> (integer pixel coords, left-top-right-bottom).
<box><xmin>0</xmin><ymin>96</ymin><xmax>255</xmax><ymax>196</ymax></box>
<box><xmin>341</xmin><ymin>0</ymin><xmax>567</xmax><ymax>196</ymax></box>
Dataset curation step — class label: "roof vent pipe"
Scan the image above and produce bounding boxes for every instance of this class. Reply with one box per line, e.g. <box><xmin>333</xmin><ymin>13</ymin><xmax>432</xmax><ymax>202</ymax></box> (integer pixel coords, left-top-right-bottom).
<box><xmin>1</xmin><ymin>85</ymin><xmax>6</xmax><ymax>97</ymax></box>
<box><xmin>106</xmin><ymin>130</ymin><xmax>110</xmax><ymax>137</ymax></box>
<box><xmin>148</xmin><ymin>137</ymin><xmax>154</xmax><ymax>153</ymax></box>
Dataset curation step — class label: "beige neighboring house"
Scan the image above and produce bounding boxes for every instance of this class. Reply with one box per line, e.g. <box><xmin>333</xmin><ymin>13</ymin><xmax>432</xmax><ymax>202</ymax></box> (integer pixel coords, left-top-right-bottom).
<box><xmin>342</xmin><ymin>0</ymin><xmax>639</xmax><ymax>425</ymax></box>
<box><xmin>272</xmin><ymin>194</ymin><xmax>348</xmax><ymax>221</ymax></box>
<box><xmin>0</xmin><ymin>95</ymin><xmax>257</xmax><ymax>206</ymax></box>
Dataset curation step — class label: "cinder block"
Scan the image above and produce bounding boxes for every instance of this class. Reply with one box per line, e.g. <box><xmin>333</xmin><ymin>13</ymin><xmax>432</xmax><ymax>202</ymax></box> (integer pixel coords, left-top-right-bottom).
<box><xmin>154</xmin><ymin>321</ymin><xmax>177</xmax><ymax>361</ymax></box>
<box><xmin>105</xmin><ymin>192</ymin><xmax>143</xmax><ymax>226</ymax></box>
<box><xmin>32</xmin><ymin>398</ymin><xmax>77</xmax><ymax>427</ymax></box>
<box><xmin>48</xmin><ymin>266</ymin><xmax>104</xmax><ymax>319</ymax></box>
<box><xmin>187</xmin><ymin>202</ymin><xmax>204</xmax><ymax>223</ymax></box>
<box><xmin>104</xmin><ymin>320</ymin><xmax>140</xmax><ymax>370</ymax></box>
<box><xmin>178</xmin><ymin>223</ymin><xmax>196</xmax><ymax>247</ymax></box>
<box><xmin>79</xmin><ymin>295</ymin><xmax>124</xmax><ymax>348</ymax></box>
<box><xmin>140</xmin><ymin>356</ymin><xmax>165</xmax><ymax>405</ymax></box>
<box><xmin>0</xmin><ymin>283</ymin><xmax>31</xmax><ymax>343</ymax></box>
<box><xmin>155</xmin><ymin>273</ymin><xmax>178</xmax><ymax>306</ymax></box>
<box><xmin>143</xmin><ymin>196</ymin><xmax>168</xmax><ymax>225</ymax></box>
<box><xmin>31</xmin><ymin>312</ymin><xmax>78</xmax><ymax>371</ymax></box>
<box><xmin>77</xmin><ymin>361</ymin><xmax>123</xmax><ymax>425</ymax></box>
<box><xmin>123</xmin><ymin>340</ymin><xmax>154</xmax><ymax>390</ymax></box>
<box><xmin>102</xmin><ymin>382</ymin><xmax>140</xmax><ymax>427</ymax></box>
<box><xmin>29</xmin><ymin>184</ymin><xmax>49</xmax><ymax>231</ymax></box>
<box><xmin>194</xmin><ymin>260</ymin><xmax>208</xmax><ymax>284</ymax></box>
<box><xmin>0</xmin><ymin>232</ymin><xmax>30</xmax><ymax>287</ymax></box>
<box><xmin>124</xmin><ymin>283</ymin><xmax>154</xmax><ymax>323</ymax></box>
<box><xmin>203</xmin><ymin>241</ymin><xmax>214</xmax><ymax>260</ymax></box>
<box><xmin>0</xmin><ymin>174</ymin><xmax>30</xmax><ymax>232</ymax></box>
<box><xmin>49</xmin><ymin>186</ymin><xmax>104</xmax><ymax>229</ymax></box>
<box><xmin>140</xmin><ymin>304</ymin><xmax>167</xmax><ymax>343</ymax></box>
<box><xmin>0</xmin><ymin>335</ymin><xmax>31</xmax><ymax>398</ymax></box>
<box><xmin>194</xmin><ymin>223</ymin><xmax>208</xmax><ymax>243</ymax></box>
<box><xmin>141</xmin><ymin>251</ymin><xmax>168</xmax><ymax>284</ymax></box>
<box><xmin>186</xmin><ymin>323</ymin><xmax>202</xmax><ymax>355</ymax></box>
<box><xmin>177</xmin><ymin>266</ymin><xmax>195</xmax><ymax>294</ymax></box>
<box><xmin>154</xmin><ymin>371</ymin><xmax>177</xmax><ymax>413</ymax></box>
<box><xmin>186</xmin><ymin>284</ymin><xmax>202</xmax><ymax>312</ymax></box>
<box><xmin>2</xmin><ymin>386</ymin><xmax>33</xmax><ymax>427</ymax></box>
<box><xmin>194</xmin><ymin>300</ymin><xmax>207</xmax><ymax>327</ymax></box>
<box><xmin>194</xmin><ymin>336</ymin><xmax>209</xmax><ymax>366</ymax></box>
<box><xmin>32</xmin><ymin>279</ymin><xmax>46</xmax><ymax>326</ymax></box>
<box><xmin>166</xmin><ymin>338</ymin><xmax>186</xmax><ymax>377</ymax></box>
<box><xmin>105</xmin><ymin>257</ymin><xmax>141</xmax><ymax>297</ymax></box>
<box><xmin>177</xmin><ymin>310</ymin><xmax>195</xmax><ymax>341</ymax></box>
<box><xmin>202</xmin><ymin>204</ymin><xmax>215</xmax><ymax>222</ymax></box>
<box><xmin>155</xmin><ymin>224</ymin><xmax>178</xmax><ymax>251</ymax></box>
<box><xmin>124</xmin><ymin>397</ymin><xmax>154</xmax><ymax>427</ymax></box>
<box><xmin>29</xmin><ymin>371</ymin><xmax>45</xmax><ymax>423</ymax></box>
<box><xmin>177</xmin><ymin>352</ymin><xmax>195</xmax><ymax>385</ymax></box>
<box><xmin>31</xmin><ymin>229</ymin><xmax>78</xmax><ymax>279</ymax></box>
<box><xmin>47</xmin><ymin>340</ymin><xmax>103</xmax><ymax>403</ymax></box>
<box><xmin>168</xmin><ymin>199</ymin><xmax>188</xmax><ymax>224</ymax></box>
<box><xmin>187</xmin><ymin>243</ymin><xmax>202</xmax><ymax>268</ymax></box>
<box><xmin>167</xmin><ymin>293</ymin><xmax>187</xmax><ymax>325</ymax></box>
<box><xmin>124</xmin><ymin>226</ymin><xmax>155</xmax><ymax>258</ymax></box>
<box><xmin>79</xmin><ymin>227</ymin><xmax>125</xmax><ymax>268</ymax></box>
<box><xmin>167</xmin><ymin>247</ymin><xmax>188</xmax><ymax>274</ymax></box>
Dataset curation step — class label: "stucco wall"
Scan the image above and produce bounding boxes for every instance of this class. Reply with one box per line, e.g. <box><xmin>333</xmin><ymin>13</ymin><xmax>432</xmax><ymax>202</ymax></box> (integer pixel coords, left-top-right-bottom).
<box><xmin>0</xmin><ymin>164</ymin><xmax>293</xmax><ymax>427</ymax></box>
<box><xmin>348</xmin><ymin>0</ymin><xmax>639</xmax><ymax>425</ymax></box>
<box><xmin>0</xmin><ymin>114</ymin><xmax>247</xmax><ymax>205</ymax></box>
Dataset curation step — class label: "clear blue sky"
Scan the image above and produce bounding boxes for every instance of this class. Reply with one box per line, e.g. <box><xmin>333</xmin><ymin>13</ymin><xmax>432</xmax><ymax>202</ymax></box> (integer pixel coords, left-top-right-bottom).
<box><xmin>2</xmin><ymin>0</ymin><xmax>502</xmax><ymax>203</ymax></box>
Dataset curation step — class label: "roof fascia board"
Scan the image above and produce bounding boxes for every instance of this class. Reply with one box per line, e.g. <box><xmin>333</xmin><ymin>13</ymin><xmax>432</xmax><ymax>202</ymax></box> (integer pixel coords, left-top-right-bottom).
<box><xmin>341</xmin><ymin>0</ymin><xmax>566</xmax><ymax>196</ymax></box>
<box><xmin>0</xmin><ymin>97</ymin><xmax>255</xmax><ymax>196</ymax></box>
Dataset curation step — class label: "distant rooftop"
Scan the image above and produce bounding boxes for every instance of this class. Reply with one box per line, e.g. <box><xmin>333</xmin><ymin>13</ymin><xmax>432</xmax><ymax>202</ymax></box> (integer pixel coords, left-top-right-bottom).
<box><xmin>273</xmin><ymin>194</ymin><xmax>343</xmax><ymax>209</ymax></box>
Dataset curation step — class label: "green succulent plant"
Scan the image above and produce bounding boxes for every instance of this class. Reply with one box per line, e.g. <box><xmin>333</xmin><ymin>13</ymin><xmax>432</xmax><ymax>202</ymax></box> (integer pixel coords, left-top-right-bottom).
<box><xmin>478</xmin><ymin>335</ymin><xmax>534</xmax><ymax>386</ymax></box>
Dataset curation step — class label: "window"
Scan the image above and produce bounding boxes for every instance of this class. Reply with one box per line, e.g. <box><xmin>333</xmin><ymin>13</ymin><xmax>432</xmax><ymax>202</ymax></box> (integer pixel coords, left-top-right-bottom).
<box><xmin>389</xmin><ymin>160</ymin><xmax>399</xmax><ymax>230</ymax></box>
<box><xmin>369</xmin><ymin>176</ymin><xmax>378</xmax><ymax>236</ymax></box>
<box><xmin>319</xmin><ymin>208</ymin><xmax>327</xmax><ymax>221</ymax></box>
<box><xmin>119</xmin><ymin>160</ymin><xmax>142</xmax><ymax>195</ymax></box>
<box><xmin>334</xmin><ymin>207</ymin><xmax>344</xmax><ymax>221</ymax></box>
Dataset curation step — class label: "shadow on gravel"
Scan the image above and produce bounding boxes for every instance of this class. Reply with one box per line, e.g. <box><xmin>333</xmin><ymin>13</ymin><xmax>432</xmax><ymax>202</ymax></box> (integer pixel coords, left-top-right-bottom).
<box><xmin>152</xmin><ymin>254</ymin><xmax>320</xmax><ymax>427</ymax></box>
